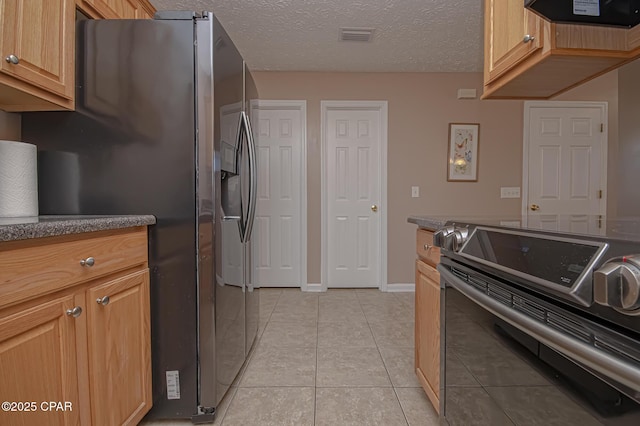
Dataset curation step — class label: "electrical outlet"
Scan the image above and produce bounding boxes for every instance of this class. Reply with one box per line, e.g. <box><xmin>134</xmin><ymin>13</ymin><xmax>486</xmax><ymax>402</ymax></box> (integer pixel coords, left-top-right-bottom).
<box><xmin>500</xmin><ymin>187</ymin><xmax>521</xmax><ymax>198</ymax></box>
<box><xmin>411</xmin><ymin>186</ymin><xmax>419</xmax><ymax>198</ymax></box>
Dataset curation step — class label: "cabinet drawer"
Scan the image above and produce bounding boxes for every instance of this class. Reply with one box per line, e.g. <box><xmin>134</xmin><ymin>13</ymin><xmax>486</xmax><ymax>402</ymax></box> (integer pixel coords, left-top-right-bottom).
<box><xmin>416</xmin><ymin>259</ymin><xmax>440</xmax><ymax>285</ymax></box>
<box><xmin>0</xmin><ymin>228</ymin><xmax>147</xmax><ymax>309</ymax></box>
<box><xmin>416</xmin><ymin>229</ymin><xmax>440</xmax><ymax>266</ymax></box>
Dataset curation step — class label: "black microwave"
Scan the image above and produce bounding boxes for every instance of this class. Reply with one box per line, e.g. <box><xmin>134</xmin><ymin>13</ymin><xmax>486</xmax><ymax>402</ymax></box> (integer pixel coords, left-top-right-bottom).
<box><xmin>525</xmin><ymin>0</ymin><xmax>640</xmax><ymax>27</ymax></box>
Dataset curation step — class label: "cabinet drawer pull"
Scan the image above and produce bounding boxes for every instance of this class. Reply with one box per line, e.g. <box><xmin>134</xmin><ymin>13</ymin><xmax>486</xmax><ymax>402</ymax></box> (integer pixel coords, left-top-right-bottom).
<box><xmin>5</xmin><ymin>54</ymin><xmax>19</xmax><ymax>64</ymax></box>
<box><xmin>66</xmin><ymin>306</ymin><xmax>82</xmax><ymax>318</ymax></box>
<box><xmin>523</xmin><ymin>34</ymin><xmax>535</xmax><ymax>43</ymax></box>
<box><xmin>424</xmin><ymin>244</ymin><xmax>432</xmax><ymax>251</ymax></box>
<box><xmin>80</xmin><ymin>257</ymin><xmax>95</xmax><ymax>267</ymax></box>
<box><xmin>96</xmin><ymin>296</ymin><xmax>110</xmax><ymax>306</ymax></box>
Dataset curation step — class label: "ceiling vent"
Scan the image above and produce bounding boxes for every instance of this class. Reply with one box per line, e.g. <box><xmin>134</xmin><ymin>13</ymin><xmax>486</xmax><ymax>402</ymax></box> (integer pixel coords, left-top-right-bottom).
<box><xmin>339</xmin><ymin>27</ymin><xmax>375</xmax><ymax>42</ymax></box>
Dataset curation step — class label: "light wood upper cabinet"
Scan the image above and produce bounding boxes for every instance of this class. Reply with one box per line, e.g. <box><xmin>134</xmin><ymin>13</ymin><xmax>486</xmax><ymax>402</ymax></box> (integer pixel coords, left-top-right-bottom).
<box><xmin>0</xmin><ymin>0</ymin><xmax>156</xmax><ymax>111</ymax></box>
<box><xmin>483</xmin><ymin>0</ymin><xmax>640</xmax><ymax>99</ymax></box>
<box><xmin>77</xmin><ymin>0</ymin><xmax>156</xmax><ymax>19</ymax></box>
<box><xmin>0</xmin><ymin>296</ymin><xmax>80</xmax><ymax>426</ymax></box>
<box><xmin>485</xmin><ymin>0</ymin><xmax>542</xmax><ymax>83</ymax></box>
<box><xmin>0</xmin><ymin>0</ymin><xmax>74</xmax><ymax>110</ymax></box>
<box><xmin>86</xmin><ymin>270</ymin><xmax>151</xmax><ymax>426</ymax></box>
<box><xmin>80</xmin><ymin>0</ymin><xmax>140</xmax><ymax>19</ymax></box>
<box><xmin>139</xmin><ymin>4</ymin><xmax>154</xmax><ymax>20</ymax></box>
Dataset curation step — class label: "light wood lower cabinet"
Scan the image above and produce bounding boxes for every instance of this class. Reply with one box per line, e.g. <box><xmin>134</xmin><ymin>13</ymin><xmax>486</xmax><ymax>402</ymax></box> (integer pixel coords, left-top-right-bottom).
<box><xmin>86</xmin><ymin>270</ymin><xmax>151</xmax><ymax>426</ymax></box>
<box><xmin>0</xmin><ymin>296</ymin><xmax>80</xmax><ymax>426</ymax></box>
<box><xmin>414</xmin><ymin>228</ymin><xmax>441</xmax><ymax>413</ymax></box>
<box><xmin>0</xmin><ymin>227</ymin><xmax>151</xmax><ymax>426</ymax></box>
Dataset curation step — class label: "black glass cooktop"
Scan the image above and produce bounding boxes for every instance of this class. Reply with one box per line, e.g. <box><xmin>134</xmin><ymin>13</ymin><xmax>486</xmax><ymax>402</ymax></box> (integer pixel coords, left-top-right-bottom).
<box><xmin>460</xmin><ymin>227</ymin><xmax>604</xmax><ymax>288</ymax></box>
<box><xmin>439</xmin><ymin>216</ymin><xmax>640</xmax><ymax>244</ymax></box>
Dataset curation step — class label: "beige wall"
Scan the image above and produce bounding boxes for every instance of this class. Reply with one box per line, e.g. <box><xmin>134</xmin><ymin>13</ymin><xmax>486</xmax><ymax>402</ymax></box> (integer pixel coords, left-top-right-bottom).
<box><xmin>0</xmin><ymin>110</ymin><xmax>20</xmax><ymax>140</ymax></box>
<box><xmin>0</xmin><ymin>70</ymin><xmax>618</xmax><ymax>286</ymax></box>
<box><xmin>253</xmin><ymin>72</ymin><xmax>525</xmax><ymax>285</ymax></box>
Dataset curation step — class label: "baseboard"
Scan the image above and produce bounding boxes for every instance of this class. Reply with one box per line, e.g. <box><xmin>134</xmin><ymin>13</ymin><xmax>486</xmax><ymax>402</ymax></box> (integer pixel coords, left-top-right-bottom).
<box><xmin>302</xmin><ymin>283</ymin><xmax>414</xmax><ymax>292</ymax></box>
<box><xmin>386</xmin><ymin>283</ymin><xmax>415</xmax><ymax>292</ymax></box>
<box><xmin>260</xmin><ymin>284</ymin><xmax>301</xmax><ymax>288</ymax></box>
<box><xmin>305</xmin><ymin>283</ymin><xmax>323</xmax><ymax>292</ymax></box>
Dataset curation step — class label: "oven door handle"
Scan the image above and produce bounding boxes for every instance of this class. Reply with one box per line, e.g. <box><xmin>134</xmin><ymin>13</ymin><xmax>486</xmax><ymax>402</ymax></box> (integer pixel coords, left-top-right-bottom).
<box><xmin>439</xmin><ymin>265</ymin><xmax>640</xmax><ymax>394</ymax></box>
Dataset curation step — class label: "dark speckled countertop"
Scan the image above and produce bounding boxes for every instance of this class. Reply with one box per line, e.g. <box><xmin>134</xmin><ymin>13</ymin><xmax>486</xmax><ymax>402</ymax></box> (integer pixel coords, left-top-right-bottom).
<box><xmin>407</xmin><ymin>216</ymin><xmax>449</xmax><ymax>231</ymax></box>
<box><xmin>0</xmin><ymin>215</ymin><xmax>156</xmax><ymax>242</ymax></box>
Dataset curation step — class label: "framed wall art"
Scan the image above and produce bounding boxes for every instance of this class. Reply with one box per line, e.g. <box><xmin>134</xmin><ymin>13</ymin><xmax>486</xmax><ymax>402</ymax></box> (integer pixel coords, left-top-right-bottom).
<box><xmin>447</xmin><ymin>123</ymin><xmax>479</xmax><ymax>182</ymax></box>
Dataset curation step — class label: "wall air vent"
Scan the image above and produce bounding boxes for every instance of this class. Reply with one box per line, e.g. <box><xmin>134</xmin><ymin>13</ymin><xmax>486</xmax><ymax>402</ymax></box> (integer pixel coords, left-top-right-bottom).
<box><xmin>339</xmin><ymin>27</ymin><xmax>375</xmax><ymax>42</ymax></box>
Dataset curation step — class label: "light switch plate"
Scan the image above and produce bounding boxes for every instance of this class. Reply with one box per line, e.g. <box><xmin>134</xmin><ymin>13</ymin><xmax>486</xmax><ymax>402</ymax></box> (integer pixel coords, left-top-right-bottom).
<box><xmin>411</xmin><ymin>186</ymin><xmax>419</xmax><ymax>198</ymax></box>
<box><xmin>500</xmin><ymin>187</ymin><xmax>521</xmax><ymax>198</ymax></box>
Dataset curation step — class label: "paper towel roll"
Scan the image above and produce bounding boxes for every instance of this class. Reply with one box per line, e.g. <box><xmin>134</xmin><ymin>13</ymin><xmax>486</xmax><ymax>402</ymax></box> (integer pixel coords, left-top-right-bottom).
<box><xmin>0</xmin><ymin>140</ymin><xmax>38</xmax><ymax>218</ymax></box>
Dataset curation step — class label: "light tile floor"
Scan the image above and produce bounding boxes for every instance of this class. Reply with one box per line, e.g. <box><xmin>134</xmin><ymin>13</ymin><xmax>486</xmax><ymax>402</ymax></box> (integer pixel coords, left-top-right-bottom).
<box><xmin>141</xmin><ymin>288</ymin><xmax>438</xmax><ymax>426</ymax></box>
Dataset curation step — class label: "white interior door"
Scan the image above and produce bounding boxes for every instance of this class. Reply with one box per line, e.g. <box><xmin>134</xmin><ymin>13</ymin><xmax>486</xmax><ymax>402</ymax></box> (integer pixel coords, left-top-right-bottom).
<box><xmin>251</xmin><ymin>102</ymin><xmax>306</xmax><ymax>288</ymax></box>
<box><xmin>323</xmin><ymin>102</ymin><xmax>387</xmax><ymax>289</ymax></box>
<box><xmin>524</xmin><ymin>102</ymin><xmax>607</xmax><ymax>234</ymax></box>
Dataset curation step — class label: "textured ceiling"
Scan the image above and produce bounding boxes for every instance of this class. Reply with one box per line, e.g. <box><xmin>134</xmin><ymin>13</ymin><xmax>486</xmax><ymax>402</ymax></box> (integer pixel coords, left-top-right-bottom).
<box><xmin>150</xmin><ymin>0</ymin><xmax>484</xmax><ymax>72</ymax></box>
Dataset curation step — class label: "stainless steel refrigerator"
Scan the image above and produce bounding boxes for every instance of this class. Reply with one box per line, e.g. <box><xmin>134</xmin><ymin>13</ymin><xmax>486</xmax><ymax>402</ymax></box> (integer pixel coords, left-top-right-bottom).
<box><xmin>22</xmin><ymin>11</ymin><xmax>259</xmax><ymax>423</ymax></box>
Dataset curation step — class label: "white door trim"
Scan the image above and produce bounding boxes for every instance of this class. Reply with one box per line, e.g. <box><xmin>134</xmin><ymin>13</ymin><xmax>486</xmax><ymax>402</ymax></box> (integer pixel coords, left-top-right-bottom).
<box><xmin>250</xmin><ymin>99</ymin><xmax>308</xmax><ymax>290</ymax></box>
<box><xmin>320</xmin><ymin>100</ymin><xmax>388</xmax><ymax>292</ymax></box>
<box><xmin>522</xmin><ymin>101</ymin><xmax>608</xmax><ymax>220</ymax></box>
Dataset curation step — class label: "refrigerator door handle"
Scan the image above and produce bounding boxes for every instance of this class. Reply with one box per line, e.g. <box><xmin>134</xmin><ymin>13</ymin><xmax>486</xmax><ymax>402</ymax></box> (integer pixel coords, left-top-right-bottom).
<box><xmin>234</xmin><ymin>113</ymin><xmax>247</xmax><ymax>241</ymax></box>
<box><xmin>241</xmin><ymin>110</ymin><xmax>258</xmax><ymax>243</ymax></box>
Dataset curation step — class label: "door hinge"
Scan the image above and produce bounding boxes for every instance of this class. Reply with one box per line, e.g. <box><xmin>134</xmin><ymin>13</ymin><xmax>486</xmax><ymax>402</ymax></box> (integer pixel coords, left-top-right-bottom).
<box><xmin>598</xmin><ymin>189</ymin><xmax>603</xmax><ymax>199</ymax></box>
<box><xmin>600</xmin><ymin>123</ymin><xmax>604</xmax><ymax>133</ymax></box>
<box><xmin>598</xmin><ymin>215</ymin><xmax>602</xmax><ymax>229</ymax></box>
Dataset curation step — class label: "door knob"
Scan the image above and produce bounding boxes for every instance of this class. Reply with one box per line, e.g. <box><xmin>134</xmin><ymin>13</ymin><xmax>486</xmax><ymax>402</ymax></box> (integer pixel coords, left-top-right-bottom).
<box><xmin>530</xmin><ymin>204</ymin><xmax>540</xmax><ymax>211</ymax></box>
<box><xmin>371</xmin><ymin>205</ymin><xmax>378</xmax><ymax>212</ymax></box>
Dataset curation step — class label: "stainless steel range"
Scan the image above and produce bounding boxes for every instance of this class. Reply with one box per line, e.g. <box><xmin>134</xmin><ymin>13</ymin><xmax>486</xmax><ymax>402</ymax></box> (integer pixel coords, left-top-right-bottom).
<box><xmin>435</xmin><ymin>219</ymin><xmax>640</xmax><ymax>425</ymax></box>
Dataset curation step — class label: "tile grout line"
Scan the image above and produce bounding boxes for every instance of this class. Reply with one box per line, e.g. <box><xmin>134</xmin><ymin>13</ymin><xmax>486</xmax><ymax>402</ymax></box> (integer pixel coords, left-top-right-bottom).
<box><xmin>314</xmin><ymin>291</ymin><xmax>319</xmax><ymax>426</ymax></box>
<box><xmin>388</xmin><ymin>290</ymin><xmax>415</xmax><ymax>426</ymax></box>
<box><xmin>362</xmin><ymin>290</ymin><xmax>412</xmax><ymax>426</ymax></box>
<box><xmin>218</xmin><ymin>290</ymin><xmax>283</xmax><ymax>425</ymax></box>
<box><xmin>221</xmin><ymin>289</ymin><xmax>283</xmax><ymax>425</ymax></box>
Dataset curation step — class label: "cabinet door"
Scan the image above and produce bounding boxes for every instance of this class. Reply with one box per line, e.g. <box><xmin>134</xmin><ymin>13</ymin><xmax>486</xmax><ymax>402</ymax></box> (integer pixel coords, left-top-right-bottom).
<box><xmin>86</xmin><ymin>270</ymin><xmax>151</xmax><ymax>426</ymax></box>
<box><xmin>0</xmin><ymin>0</ymin><xmax>74</xmax><ymax>99</ymax></box>
<box><xmin>82</xmin><ymin>0</ymin><xmax>140</xmax><ymax>19</ymax></box>
<box><xmin>0</xmin><ymin>296</ymin><xmax>80</xmax><ymax>426</ymax></box>
<box><xmin>485</xmin><ymin>0</ymin><xmax>542</xmax><ymax>83</ymax></box>
<box><xmin>415</xmin><ymin>260</ymin><xmax>440</xmax><ymax>411</ymax></box>
<box><xmin>138</xmin><ymin>0</ymin><xmax>155</xmax><ymax>19</ymax></box>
